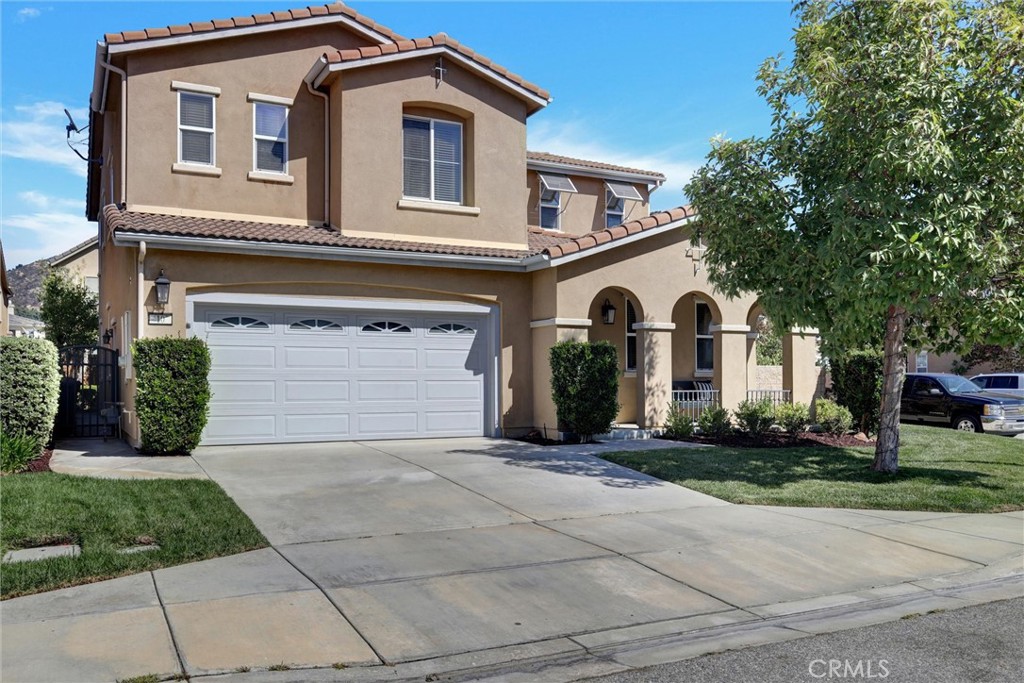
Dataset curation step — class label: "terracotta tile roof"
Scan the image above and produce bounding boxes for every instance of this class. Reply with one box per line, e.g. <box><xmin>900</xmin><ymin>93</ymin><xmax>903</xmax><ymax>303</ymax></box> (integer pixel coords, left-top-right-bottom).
<box><xmin>104</xmin><ymin>2</ymin><xmax>405</xmax><ymax>46</ymax></box>
<box><xmin>541</xmin><ymin>206</ymin><xmax>697</xmax><ymax>259</ymax></box>
<box><xmin>104</xmin><ymin>206</ymin><xmax>534</xmax><ymax>260</ymax></box>
<box><xmin>324</xmin><ymin>33</ymin><xmax>550</xmax><ymax>102</ymax></box>
<box><xmin>526</xmin><ymin>151</ymin><xmax>665</xmax><ymax>180</ymax></box>
<box><xmin>49</xmin><ymin>236</ymin><xmax>98</xmax><ymax>267</ymax></box>
<box><xmin>103</xmin><ymin>204</ymin><xmax>696</xmax><ymax>264</ymax></box>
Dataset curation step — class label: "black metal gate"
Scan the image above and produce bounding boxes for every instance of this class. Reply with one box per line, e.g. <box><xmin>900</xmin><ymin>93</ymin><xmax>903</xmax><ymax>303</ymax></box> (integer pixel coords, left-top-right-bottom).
<box><xmin>55</xmin><ymin>346</ymin><xmax>120</xmax><ymax>438</ymax></box>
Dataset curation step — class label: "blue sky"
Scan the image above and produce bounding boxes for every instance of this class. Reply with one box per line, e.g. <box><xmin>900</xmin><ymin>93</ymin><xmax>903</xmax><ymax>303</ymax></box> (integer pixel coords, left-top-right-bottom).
<box><xmin>1</xmin><ymin>1</ymin><xmax>796</xmax><ymax>267</ymax></box>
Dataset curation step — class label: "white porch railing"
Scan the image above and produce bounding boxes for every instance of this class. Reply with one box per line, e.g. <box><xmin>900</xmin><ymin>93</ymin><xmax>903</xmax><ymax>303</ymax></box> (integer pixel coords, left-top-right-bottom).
<box><xmin>671</xmin><ymin>389</ymin><xmax>721</xmax><ymax>422</ymax></box>
<box><xmin>747</xmin><ymin>389</ymin><xmax>792</xmax><ymax>406</ymax></box>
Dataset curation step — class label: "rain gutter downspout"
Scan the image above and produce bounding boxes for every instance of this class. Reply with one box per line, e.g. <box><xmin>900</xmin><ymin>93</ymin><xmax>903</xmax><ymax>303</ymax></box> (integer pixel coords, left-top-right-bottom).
<box><xmin>98</xmin><ymin>54</ymin><xmax>127</xmax><ymax>207</ymax></box>
<box><xmin>136</xmin><ymin>241</ymin><xmax>146</xmax><ymax>339</ymax></box>
<box><xmin>305</xmin><ymin>79</ymin><xmax>330</xmax><ymax>227</ymax></box>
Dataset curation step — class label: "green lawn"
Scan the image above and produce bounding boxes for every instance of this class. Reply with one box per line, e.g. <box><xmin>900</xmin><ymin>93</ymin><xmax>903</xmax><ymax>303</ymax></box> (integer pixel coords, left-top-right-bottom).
<box><xmin>602</xmin><ymin>424</ymin><xmax>1024</xmax><ymax>513</ymax></box>
<box><xmin>1</xmin><ymin>474</ymin><xmax>268</xmax><ymax>599</ymax></box>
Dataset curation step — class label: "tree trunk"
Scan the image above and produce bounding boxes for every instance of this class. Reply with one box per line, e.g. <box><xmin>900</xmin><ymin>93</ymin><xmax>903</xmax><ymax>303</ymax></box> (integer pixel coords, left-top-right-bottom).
<box><xmin>873</xmin><ymin>305</ymin><xmax>906</xmax><ymax>473</ymax></box>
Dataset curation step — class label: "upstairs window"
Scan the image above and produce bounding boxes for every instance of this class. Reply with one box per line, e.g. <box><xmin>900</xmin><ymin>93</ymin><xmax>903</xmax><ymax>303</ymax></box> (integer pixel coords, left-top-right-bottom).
<box><xmin>253</xmin><ymin>102</ymin><xmax>288</xmax><ymax>174</ymax></box>
<box><xmin>606</xmin><ymin>191</ymin><xmax>625</xmax><ymax>227</ymax></box>
<box><xmin>538</xmin><ymin>173</ymin><xmax>577</xmax><ymax>230</ymax></box>
<box><xmin>403</xmin><ymin>116</ymin><xmax>462</xmax><ymax>203</ymax></box>
<box><xmin>179</xmin><ymin>91</ymin><xmax>215</xmax><ymax>165</ymax></box>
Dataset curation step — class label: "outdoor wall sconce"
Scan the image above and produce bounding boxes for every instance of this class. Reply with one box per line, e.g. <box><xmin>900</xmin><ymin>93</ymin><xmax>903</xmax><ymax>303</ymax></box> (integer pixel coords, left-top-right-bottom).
<box><xmin>154</xmin><ymin>270</ymin><xmax>171</xmax><ymax>305</ymax></box>
<box><xmin>102</xmin><ymin>328</ymin><xmax>114</xmax><ymax>345</ymax></box>
<box><xmin>601</xmin><ymin>299</ymin><xmax>617</xmax><ymax>325</ymax></box>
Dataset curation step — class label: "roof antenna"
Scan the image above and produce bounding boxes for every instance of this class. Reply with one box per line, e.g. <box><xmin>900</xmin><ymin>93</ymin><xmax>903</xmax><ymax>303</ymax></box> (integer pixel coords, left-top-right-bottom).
<box><xmin>64</xmin><ymin>108</ymin><xmax>99</xmax><ymax>164</ymax></box>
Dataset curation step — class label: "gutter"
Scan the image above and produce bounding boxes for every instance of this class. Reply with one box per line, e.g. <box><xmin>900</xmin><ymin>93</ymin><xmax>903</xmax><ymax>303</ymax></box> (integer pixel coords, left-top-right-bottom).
<box><xmin>136</xmin><ymin>240</ymin><xmax>146</xmax><ymax>339</ymax></box>
<box><xmin>114</xmin><ymin>232</ymin><xmax>552</xmax><ymax>272</ymax></box>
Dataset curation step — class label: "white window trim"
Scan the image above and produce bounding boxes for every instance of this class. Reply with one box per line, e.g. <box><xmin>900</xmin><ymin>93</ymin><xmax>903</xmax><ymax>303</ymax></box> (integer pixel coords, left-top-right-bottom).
<box><xmin>177</xmin><ymin>89</ymin><xmax>216</xmax><ymax>167</ymax></box>
<box><xmin>606</xmin><ymin>189</ymin><xmax>625</xmax><ymax>227</ymax></box>
<box><xmin>696</xmin><ymin>301</ymin><xmax>714</xmax><ymax>374</ymax></box>
<box><xmin>252</xmin><ymin>101</ymin><xmax>289</xmax><ymax>175</ymax></box>
<box><xmin>540</xmin><ymin>189</ymin><xmax>561</xmax><ymax>230</ymax></box>
<box><xmin>402</xmin><ymin>114</ymin><xmax>464</xmax><ymax>205</ymax></box>
<box><xmin>625</xmin><ymin>298</ymin><xmax>637</xmax><ymax>374</ymax></box>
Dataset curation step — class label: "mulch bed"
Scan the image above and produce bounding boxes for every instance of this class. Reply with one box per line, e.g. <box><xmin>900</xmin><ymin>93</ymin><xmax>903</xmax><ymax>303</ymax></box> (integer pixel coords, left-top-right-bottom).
<box><xmin>675</xmin><ymin>431</ymin><xmax>874</xmax><ymax>449</ymax></box>
<box><xmin>25</xmin><ymin>448</ymin><xmax>53</xmax><ymax>473</ymax></box>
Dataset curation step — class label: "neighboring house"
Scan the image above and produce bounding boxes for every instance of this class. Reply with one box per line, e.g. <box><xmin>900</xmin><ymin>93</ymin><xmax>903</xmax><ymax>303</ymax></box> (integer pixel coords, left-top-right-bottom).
<box><xmin>49</xmin><ymin>236</ymin><xmax>100</xmax><ymax>294</ymax></box>
<box><xmin>87</xmin><ymin>2</ymin><xmax>822</xmax><ymax>447</ymax></box>
<box><xmin>1</xmin><ymin>243</ymin><xmax>11</xmax><ymax>336</ymax></box>
<box><xmin>906</xmin><ymin>349</ymin><xmax>995</xmax><ymax>376</ymax></box>
<box><xmin>8</xmin><ymin>314</ymin><xmax>46</xmax><ymax>339</ymax></box>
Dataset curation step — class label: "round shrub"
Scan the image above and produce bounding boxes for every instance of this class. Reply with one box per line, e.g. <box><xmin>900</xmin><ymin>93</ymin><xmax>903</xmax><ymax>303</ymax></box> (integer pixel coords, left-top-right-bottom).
<box><xmin>0</xmin><ymin>337</ymin><xmax>60</xmax><ymax>445</ymax></box>
<box><xmin>134</xmin><ymin>337</ymin><xmax>211</xmax><ymax>454</ymax></box>
<box><xmin>775</xmin><ymin>402</ymin><xmax>810</xmax><ymax>434</ymax></box>
<box><xmin>549</xmin><ymin>340</ymin><xmax>620</xmax><ymax>442</ymax></box>
<box><xmin>698</xmin><ymin>405</ymin><xmax>733</xmax><ymax>438</ymax></box>
<box><xmin>663</xmin><ymin>402</ymin><xmax>695</xmax><ymax>439</ymax></box>
<box><xmin>815</xmin><ymin>399</ymin><xmax>853</xmax><ymax>435</ymax></box>
<box><xmin>734</xmin><ymin>398</ymin><xmax>776</xmax><ymax>435</ymax></box>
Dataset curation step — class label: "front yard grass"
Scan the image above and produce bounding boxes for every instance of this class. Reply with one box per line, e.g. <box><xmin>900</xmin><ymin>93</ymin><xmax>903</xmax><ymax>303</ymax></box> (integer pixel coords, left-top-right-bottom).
<box><xmin>1</xmin><ymin>473</ymin><xmax>268</xmax><ymax>599</ymax></box>
<box><xmin>602</xmin><ymin>424</ymin><xmax>1024</xmax><ymax>513</ymax></box>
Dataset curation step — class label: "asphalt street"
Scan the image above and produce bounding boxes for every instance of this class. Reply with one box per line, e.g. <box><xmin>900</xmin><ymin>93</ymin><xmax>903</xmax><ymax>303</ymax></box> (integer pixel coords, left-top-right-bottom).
<box><xmin>588</xmin><ymin>598</ymin><xmax>1024</xmax><ymax>683</ymax></box>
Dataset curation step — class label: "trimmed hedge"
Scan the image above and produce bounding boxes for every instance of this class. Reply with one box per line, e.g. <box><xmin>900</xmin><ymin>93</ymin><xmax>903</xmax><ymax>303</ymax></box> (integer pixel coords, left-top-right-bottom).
<box><xmin>831</xmin><ymin>349</ymin><xmax>884</xmax><ymax>435</ymax></box>
<box><xmin>734</xmin><ymin>398</ymin><xmax>776</xmax><ymax>435</ymax></box>
<box><xmin>815</xmin><ymin>398</ymin><xmax>854</xmax><ymax>435</ymax></box>
<box><xmin>698</xmin><ymin>405</ymin><xmax>733</xmax><ymax>437</ymax></box>
<box><xmin>134</xmin><ymin>337</ymin><xmax>211</xmax><ymax>454</ymax></box>
<box><xmin>0</xmin><ymin>337</ymin><xmax>60</xmax><ymax>445</ymax></box>
<box><xmin>550</xmin><ymin>340</ymin><xmax>620</xmax><ymax>442</ymax></box>
<box><xmin>775</xmin><ymin>402</ymin><xmax>810</xmax><ymax>434</ymax></box>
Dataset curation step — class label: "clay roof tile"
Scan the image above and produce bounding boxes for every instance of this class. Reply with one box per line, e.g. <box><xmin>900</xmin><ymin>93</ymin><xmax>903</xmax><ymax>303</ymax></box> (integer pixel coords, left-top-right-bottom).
<box><xmin>168</xmin><ymin>24</ymin><xmax>192</xmax><ymax>36</ymax></box>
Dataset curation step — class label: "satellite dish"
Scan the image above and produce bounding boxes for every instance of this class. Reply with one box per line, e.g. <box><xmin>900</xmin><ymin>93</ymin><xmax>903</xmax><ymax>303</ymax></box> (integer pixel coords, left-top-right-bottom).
<box><xmin>64</xmin><ymin>108</ymin><xmax>81</xmax><ymax>135</ymax></box>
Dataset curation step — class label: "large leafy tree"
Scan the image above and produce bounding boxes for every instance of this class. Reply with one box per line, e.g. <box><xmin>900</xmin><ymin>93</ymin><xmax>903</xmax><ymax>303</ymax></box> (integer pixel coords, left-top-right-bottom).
<box><xmin>686</xmin><ymin>0</ymin><xmax>1023</xmax><ymax>472</ymax></box>
<box><xmin>40</xmin><ymin>267</ymin><xmax>99</xmax><ymax>348</ymax></box>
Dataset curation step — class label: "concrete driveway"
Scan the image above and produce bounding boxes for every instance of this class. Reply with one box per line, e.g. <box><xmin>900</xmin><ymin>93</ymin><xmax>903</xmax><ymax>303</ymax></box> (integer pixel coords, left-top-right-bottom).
<box><xmin>3</xmin><ymin>437</ymin><xmax>1022</xmax><ymax>682</ymax></box>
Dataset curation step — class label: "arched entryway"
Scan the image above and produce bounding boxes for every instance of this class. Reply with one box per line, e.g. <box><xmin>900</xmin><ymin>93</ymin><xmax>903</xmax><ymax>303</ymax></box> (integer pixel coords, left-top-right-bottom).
<box><xmin>588</xmin><ymin>287</ymin><xmax>644</xmax><ymax>424</ymax></box>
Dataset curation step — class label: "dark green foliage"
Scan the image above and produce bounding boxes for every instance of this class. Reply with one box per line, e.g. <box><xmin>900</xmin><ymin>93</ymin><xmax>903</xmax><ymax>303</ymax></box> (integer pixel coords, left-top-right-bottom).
<box><xmin>39</xmin><ymin>267</ymin><xmax>99</xmax><ymax>348</ymax></box>
<box><xmin>1</xmin><ymin>431</ymin><xmax>43</xmax><ymax>474</ymax></box>
<box><xmin>663</xmin><ymin>403</ymin><xmax>695</xmax><ymax>439</ymax></box>
<box><xmin>775</xmin><ymin>402</ymin><xmax>810</xmax><ymax>434</ymax></box>
<box><xmin>831</xmin><ymin>350</ymin><xmax>884</xmax><ymax>435</ymax></box>
<box><xmin>755</xmin><ymin>316</ymin><xmax>783</xmax><ymax>365</ymax></box>
<box><xmin>134</xmin><ymin>337</ymin><xmax>211</xmax><ymax>454</ymax></box>
<box><xmin>815</xmin><ymin>399</ymin><xmax>854</xmax><ymax>436</ymax></box>
<box><xmin>549</xmin><ymin>340</ymin><xmax>620</xmax><ymax>442</ymax></box>
<box><xmin>734</xmin><ymin>398</ymin><xmax>776</xmax><ymax>436</ymax></box>
<box><xmin>698</xmin><ymin>405</ymin><xmax>733</xmax><ymax>438</ymax></box>
<box><xmin>0</xmin><ymin>337</ymin><xmax>60</xmax><ymax>445</ymax></box>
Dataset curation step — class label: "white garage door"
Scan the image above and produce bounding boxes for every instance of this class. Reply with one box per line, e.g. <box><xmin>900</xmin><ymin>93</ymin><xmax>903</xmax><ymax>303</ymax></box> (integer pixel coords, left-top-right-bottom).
<box><xmin>191</xmin><ymin>301</ymin><xmax>494</xmax><ymax>445</ymax></box>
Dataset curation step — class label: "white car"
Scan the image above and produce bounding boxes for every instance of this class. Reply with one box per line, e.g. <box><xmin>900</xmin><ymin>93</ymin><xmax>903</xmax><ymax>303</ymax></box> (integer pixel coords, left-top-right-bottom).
<box><xmin>970</xmin><ymin>373</ymin><xmax>1024</xmax><ymax>398</ymax></box>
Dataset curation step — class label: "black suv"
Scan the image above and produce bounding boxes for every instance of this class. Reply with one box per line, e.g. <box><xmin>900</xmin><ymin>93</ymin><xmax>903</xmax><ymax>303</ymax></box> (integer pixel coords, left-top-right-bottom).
<box><xmin>901</xmin><ymin>373</ymin><xmax>1024</xmax><ymax>435</ymax></box>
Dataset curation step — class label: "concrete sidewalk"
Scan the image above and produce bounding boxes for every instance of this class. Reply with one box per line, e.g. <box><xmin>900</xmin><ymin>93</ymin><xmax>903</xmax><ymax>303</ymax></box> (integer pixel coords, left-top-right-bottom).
<box><xmin>3</xmin><ymin>437</ymin><xmax>1022</xmax><ymax>682</ymax></box>
<box><xmin>49</xmin><ymin>437</ymin><xmax>209</xmax><ymax>479</ymax></box>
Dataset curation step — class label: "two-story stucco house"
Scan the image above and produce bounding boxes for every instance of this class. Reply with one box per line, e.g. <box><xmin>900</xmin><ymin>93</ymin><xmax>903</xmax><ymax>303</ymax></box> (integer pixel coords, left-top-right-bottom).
<box><xmin>88</xmin><ymin>2</ymin><xmax>821</xmax><ymax>447</ymax></box>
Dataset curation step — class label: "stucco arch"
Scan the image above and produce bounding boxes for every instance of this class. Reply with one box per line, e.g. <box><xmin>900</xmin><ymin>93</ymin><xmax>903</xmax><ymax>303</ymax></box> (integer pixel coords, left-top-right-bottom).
<box><xmin>586</xmin><ymin>286</ymin><xmax>644</xmax><ymax>423</ymax></box>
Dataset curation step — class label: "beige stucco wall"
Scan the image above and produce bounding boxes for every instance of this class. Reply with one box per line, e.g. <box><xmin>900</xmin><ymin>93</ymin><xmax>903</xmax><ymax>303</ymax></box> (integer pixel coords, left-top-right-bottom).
<box><xmin>906</xmin><ymin>349</ymin><xmax>995</xmax><ymax>376</ymax></box>
<box><xmin>526</xmin><ymin>170</ymin><xmax>650</xmax><ymax>235</ymax></box>
<box><xmin>97</xmin><ymin>232</ymin><xmax>140</xmax><ymax>441</ymax></box>
<box><xmin>122</xmin><ymin>25</ymin><xmax>375</xmax><ymax>224</ymax></box>
<box><xmin>332</xmin><ymin>57</ymin><xmax>529</xmax><ymax>249</ymax></box>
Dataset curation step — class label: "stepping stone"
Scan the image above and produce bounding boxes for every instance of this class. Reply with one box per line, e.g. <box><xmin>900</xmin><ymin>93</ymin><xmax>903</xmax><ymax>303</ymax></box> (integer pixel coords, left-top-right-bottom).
<box><xmin>2</xmin><ymin>545</ymin><xmax>81</xmax><ymax>563</ymax></box>
<box><xmin>118</xmin><ymin>545</ymin><xmax>161</xmax><ymax>555</ymax></box>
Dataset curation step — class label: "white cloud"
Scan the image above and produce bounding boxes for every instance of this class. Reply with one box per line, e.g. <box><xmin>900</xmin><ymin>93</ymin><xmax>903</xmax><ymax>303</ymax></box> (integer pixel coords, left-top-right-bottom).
<box><xmin>527</xmin><ymin>119</ymin><xmax>703</xmax><ymax>211</ymax></box>
<box><xmin>17</xmin><ymin>8</ymin><xmax>41</xmax><ymax>21</ymax></box>
<box><xmin>18</xmin><ymin>190</ymin><xmax>83</xmax><ymax>212</ymax></box>
<box><xmin>2</xmin><ymin>210</ymin><xmax>93</xmax><ymax>267</ymax></box>
<box><xmin>1</xmin><ymin>101</ymin><xmax>91</xmax><ymax>177</ymax></box>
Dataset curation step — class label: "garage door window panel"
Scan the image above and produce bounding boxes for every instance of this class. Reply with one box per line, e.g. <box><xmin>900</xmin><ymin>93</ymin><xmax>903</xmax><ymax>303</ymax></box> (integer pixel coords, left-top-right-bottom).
<box><xmin>361</xmin><ymin>321</ymin><xmax>413</xmax><ymax>334</ymax></box>
<box><xmin>428</xmin><ymin>323</ymin><xmax>475</xmax><ymax>336</ymax></box>
<box><xmin>210</xmin><ymin>316</ymin><xmax>270</xmax><ymax>330</ymax></box>
<box><xmin>287</xmin><ymin>318</ymin><xmax>345</xmax><ymax>332</ymax></box>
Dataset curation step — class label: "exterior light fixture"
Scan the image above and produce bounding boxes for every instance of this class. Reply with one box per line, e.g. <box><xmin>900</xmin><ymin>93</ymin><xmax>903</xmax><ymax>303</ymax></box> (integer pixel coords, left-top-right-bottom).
<box><xmin>601</xmin><ymin>299</ymin><xmax>617</xmax><ymax>325</ymax></box>
<box><xmin>102</xmin><ymin>328</ymin><xmax>114</xmax><ymax>345</ymax></box>
<box><xmin>154</xmin><ymin>270</ymin><xmax>171</xmax><ymax>305</ymax></box>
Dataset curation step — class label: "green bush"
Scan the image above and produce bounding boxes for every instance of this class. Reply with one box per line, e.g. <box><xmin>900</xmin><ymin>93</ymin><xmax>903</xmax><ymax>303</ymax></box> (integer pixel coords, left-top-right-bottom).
<box><xmin>815</xmin><ymin>399</ymin><xmax>853</xmax><ymax>435</ymax></box>
<box><xmin>734</xmin><ymin>398</ymin><xmax>776</xmax><ymax>435</ymax></box>
<box><xmin>0</xmin><ymin>337</ymin><xmax>60</xmax><ymax>445</ymax></box>
<box><xmin>831</xmin><ymin>349</ymin><xmax>883</xmax><ymax>435</ymax></box>
<box><xmin>698</xmin><ymin>405</ymin><xmax>733</xmax><ymax>438</ymax></box>
<box><xmin>1</xmin><ymin>431</ymin><xmax>43</xmax><ymax>474</ymax></box>
<box><xmin>134</xmin><ymin>337</ymin><xmax>212</xmax><ymax>454</ymax></box>
<box><xmin>775</xmin><ymin>402</ymin><xmax>810</xmax><ymax>434</ymax></box>
<box><xmin>663</xmin><ymin>403</ymin><xmax>695</xmax><ymax>439</ymax></box>
<box><xmin>549</xmin><ymin>340</ymin><xmax>620</xmax><ymax>442</ymax></box>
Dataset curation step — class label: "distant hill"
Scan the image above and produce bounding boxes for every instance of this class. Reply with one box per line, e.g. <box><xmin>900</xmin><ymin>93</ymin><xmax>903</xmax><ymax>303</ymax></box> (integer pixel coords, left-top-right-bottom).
<box><xmin>5</xmin><ymin>258</ymin><xmax>49</xmax><ymax>317</ymax></box>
